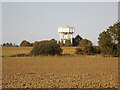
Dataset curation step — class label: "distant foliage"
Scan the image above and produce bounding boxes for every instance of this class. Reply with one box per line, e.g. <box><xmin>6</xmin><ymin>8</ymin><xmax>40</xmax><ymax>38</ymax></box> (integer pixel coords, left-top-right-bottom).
<box><xmin>33</xmin><ymin>41</ymin><xmax>41</xmax><ymax>46</ymax></box>
<box><xmin>64</xmin><ymin>40</ymin><xmax>72</xmax><ymax>46</ymax></box>
<box><xmin>93</xmin><ymin>46</ymin><xmax>101</xmax><ymax>54</ymax></box>
<box><xmin>30</xmin><ymin>43</ymin><xmax>34</xmax><ymax>47</ymax></box>
<box><xmin>76</xmin><ymin>39</ymin><xmax>100</xmax><ymax>55</ymax></box>
<box><xmin>79</xmin><ymin>39</ymin><xmax>93</xmax><ymax>47</ymax></box>
<box><xmin>30</xmin><ymin>39</ymin><xmax>62</xmax><ymax>56</ymax></box>
<box><xmin>98</xmin><ymin>22</ymin><xmax>120</xmax><ymax>57</ymax></box>
<box><xmin>75</xmin><ymin>48</ymin><xmax>83</xmax><ymax>55</ymax></box>
<box><xmin>1</xmin><ymin>42</ymin><xmax>19</xmax><ymax>47</ymax></box>
<box><xmin>20</xmin><ymin>40</ymin><xmax>30</xmax><ymax>47</ymax></box>
<box><xmin>76</xmin><ymin>44</ymin><xmax>95</xmax><ymax>55</ymax></box>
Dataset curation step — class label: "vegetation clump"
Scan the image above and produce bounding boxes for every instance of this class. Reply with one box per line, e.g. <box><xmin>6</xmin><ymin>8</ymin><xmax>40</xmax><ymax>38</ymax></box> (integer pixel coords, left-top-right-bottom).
<box><xmin>64</xmin><ymin>40</ymin><xmax>72</xmax><ymax>47</ymax></box>
<box><xmin>76</xmin><ymin>39</ymin><xmax>95</xmax><ymax>55</ymax></box>
<box><xmin>30</xmin><ymin>39</ymin><xmax>62</xmax><ymax>56</ymax></box>
<box><xmin>98</xmin><ymin>22</ymin><xmax>120</xmax><ymax>57</ymax></box>
<box><xmin>79</xmin><ymin>39</ymin><xmax>93</xmax><ymax>47</ymax></box>
<box><xmin>1</xmin><ymin>42</ymin><xmax>19</xmax><ymax>47</ymax></box>
<box><xmin>20</xmin><ymin>40</ymin><xmax>31</xmax><ymax>47</ymax></box>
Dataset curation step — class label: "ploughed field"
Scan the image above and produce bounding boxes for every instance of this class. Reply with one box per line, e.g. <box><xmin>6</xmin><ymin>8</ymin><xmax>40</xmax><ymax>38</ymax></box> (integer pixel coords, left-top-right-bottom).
<box><xmin>2</xmin><ymin>56</ymin><xmax>118</xmax><ymax>88</ymax></box>
<box><xmin>1</xmin><ymin>47</ymin><xmax>78</xmax><ymax>57</ymax></box>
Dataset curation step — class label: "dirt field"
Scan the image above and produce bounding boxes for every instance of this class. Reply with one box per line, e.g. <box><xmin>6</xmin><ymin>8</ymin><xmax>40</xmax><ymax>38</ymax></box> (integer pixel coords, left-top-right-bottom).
<box><xmin>2</xmin><ymin>56</ymin><xmax>118</xmax><ymax>88</ymax></box>
<box><xmin>1</xmin><ymin>47</ymin><xmax>32</xmax><ymax>57</ymax></box>
<box><xmin>1</xmin><ymin>47</ymin><xmax>78</xmax><ymax>57</ymax></box>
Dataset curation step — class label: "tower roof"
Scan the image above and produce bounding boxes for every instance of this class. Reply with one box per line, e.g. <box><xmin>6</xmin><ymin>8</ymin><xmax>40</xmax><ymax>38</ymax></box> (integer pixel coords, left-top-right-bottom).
<box><xmin>58</xmin><ymin>26</ymin><xmax>75</xmax><ymax>33</ymax></box>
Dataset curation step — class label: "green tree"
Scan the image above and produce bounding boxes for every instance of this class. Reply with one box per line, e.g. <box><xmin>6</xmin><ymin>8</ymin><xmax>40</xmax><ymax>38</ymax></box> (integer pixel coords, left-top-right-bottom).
<box><xmin>20</xmin><ymin>40</ymin><xmax>30</xmax><ymax>47</ymax></box>
<box><xmin>79</xmin><ymin>39</ymin><xmax>93</xmax><ymax>47</ymax></box>
<box><xmin>1</xmin><ymin>42</ymin><xmax>18</xmax><ymax>47</ymax></box>
<box><xmin>64</xmin><ymin>40</ymin><xmax>72</xmax><ymax>46</ymax></box>
<box><xmin>98</xmin><ymin>22</ymin><xmax>120</xmax><ymax>57</ymax></box>
<box><xmin>30</xmin><ymin>39</ymin><xmax>62</xmax><ymax>56</ymax></box>
<box><xmin>75</xmin><ymin>48</ymin><xmax>83</xmax><ymax>55</ymax></box>
<box><xmin>30</xmin><ymin>43</ymin><xmax>34</xmax><ymax>47</ymax></box>
<box><xmin>76</xmin><ymin>44</ymin><xmax>95</xmax><ymax>55</ymax></box>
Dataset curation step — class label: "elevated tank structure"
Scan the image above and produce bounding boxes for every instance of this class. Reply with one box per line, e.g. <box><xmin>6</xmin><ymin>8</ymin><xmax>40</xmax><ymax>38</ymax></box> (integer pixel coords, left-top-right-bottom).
<box><xmin>58</xmin><ymin>26</ymin><xmax>75</xmax><ymax>44</ymax></box>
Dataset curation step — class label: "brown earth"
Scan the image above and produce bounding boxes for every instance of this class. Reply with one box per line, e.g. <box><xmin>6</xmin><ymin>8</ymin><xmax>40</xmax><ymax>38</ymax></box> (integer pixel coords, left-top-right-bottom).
<box><xmin>1</xmin><ymin>47</ymin><xmax>32</xmax><ymax>57</ymax></box>
<box><xmin>1</xmin><ymin>47</ymin><xmax>78</xmax><ymax>57</ymax></box>
<box><xmin>2</xmin><ymin>56</ymin><xmax>118</xmax><ymax>88</ymax></box>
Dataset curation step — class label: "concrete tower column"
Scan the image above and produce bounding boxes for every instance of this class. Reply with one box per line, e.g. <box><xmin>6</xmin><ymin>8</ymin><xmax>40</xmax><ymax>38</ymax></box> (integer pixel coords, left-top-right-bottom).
<box><xmin>70</xmin><ymin>34</ymin><xmax>73</xmax><ymax>44</ymax></box>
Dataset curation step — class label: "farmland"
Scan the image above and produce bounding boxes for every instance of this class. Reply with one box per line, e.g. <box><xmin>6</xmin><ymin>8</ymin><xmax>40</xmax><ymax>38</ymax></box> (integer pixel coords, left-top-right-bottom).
<box><xmin>1</xmin><ymin>47</ymin><xmax>119</xmax><ymax>88</ymax></box>
<box><xmin>1</xmin><ymin>47</ymin><xmax>78</xmax><ymax>57</ymax></box>
<box><xmin>1</xmin><ymin>47</ymin><xmax>32</xmax><ymax>57</ymax></box>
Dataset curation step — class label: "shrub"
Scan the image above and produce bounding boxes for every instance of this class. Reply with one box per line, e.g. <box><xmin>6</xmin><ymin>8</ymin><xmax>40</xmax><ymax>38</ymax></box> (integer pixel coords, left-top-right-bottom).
<box><xmin>30</xmin><ymin>39</ymin><xmax>62</xmax><ymax>56</ymax></box>
<box><xmin>64</xmin><ymin>40</ymin><xmax>72</xmax><ymax>46</ymax></box>
<box><xmin>75</xmin><ymin>48</ymin><xmax>83</xmax><ymax>55</ymax></box>
<box><xmin>30</xmin><ymin>43</ymin><xmax>34</xmax><ymax>47</ymax></box>
<box><xmin>93</xmin><ymin>46</ymin><xmax>101</xmax><ymax>54</ymax></box>
<box><xmin>20</xmin><ymin>40</ymin><xmax>30</xmax><ymax>47</ymax></box>
<box><xmin>79</xmin><ymin>39</ymin><xmax>93</xmax><ymax>47</ymax></box>
<box><xmin>76</xmin><ymin>45</ymin><xmax>96</xmax><ymax>55</ymax></box>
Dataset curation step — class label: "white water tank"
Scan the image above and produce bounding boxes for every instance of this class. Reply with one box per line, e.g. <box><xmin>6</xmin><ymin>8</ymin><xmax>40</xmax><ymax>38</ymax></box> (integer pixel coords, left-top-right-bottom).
<box><xmin>58</xmin><ymin>26</ymin><xmax>75</xmax><ymax>33</ymax></box>
<box><xmin>58</xmin><ymin>26</ymin><xmax>75</xmax><ymax>44</ymax></box>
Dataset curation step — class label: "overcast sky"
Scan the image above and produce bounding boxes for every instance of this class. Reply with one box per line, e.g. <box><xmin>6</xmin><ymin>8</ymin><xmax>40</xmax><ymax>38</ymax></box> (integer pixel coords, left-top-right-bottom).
<box><xmin>2</xmin><ymin>2</ymin><xmax>118</xmax><ymax>45</ymax></box>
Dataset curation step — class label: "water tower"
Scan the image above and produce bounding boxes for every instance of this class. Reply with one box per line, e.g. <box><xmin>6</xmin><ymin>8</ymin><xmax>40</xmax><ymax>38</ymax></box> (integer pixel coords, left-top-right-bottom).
<box><xmin>58</xmin><ymin>26</ymin><xmax>75</xmax><ymax>44</ymax></box>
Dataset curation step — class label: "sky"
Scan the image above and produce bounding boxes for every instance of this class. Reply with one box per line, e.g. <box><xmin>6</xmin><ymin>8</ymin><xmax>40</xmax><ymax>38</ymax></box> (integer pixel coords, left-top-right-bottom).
<box><xmin>2</xmin><ymin>2</ymin><xmax>118</xmax><ymax>45</ymax></box>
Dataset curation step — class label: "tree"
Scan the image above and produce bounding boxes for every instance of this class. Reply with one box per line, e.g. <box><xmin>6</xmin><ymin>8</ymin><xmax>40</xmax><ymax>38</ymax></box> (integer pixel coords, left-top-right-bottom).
<box><xmin>98</xmin><ymin>22</ymin><xmax>120</xmax><ymax>57</ymax></box>
<box><xmin>79</xmin><ymin>39</ymin><xmax>93</xmax><ymax>47</ymax></box>
<box><xmin>93</xmin><ymin>46</ymin><xmax>101</xmax><ymax>54</ymax></box>
<box><xmin>75</xmin><ymin>48</ymin><xmax>83</xmax><ymax>55</ymax></box>
<box><xmin>64</xmin><ymin>40</ymin><xmax>72</xmax><ymax>46</ymax></box>
<box><xmin>1</xmin><ymin>42</ymin><xmax>18</xmax><ymax>47</ymax></box>
<box><xmin>20</xmin><ymin>40</ymin><xmax>30</xmax><ymax>47</ymax></box>
<box><xmin>76</xmin><ymin>44</ymin><xmax>95</xmax><ymax>55</ymax></box>
<box><xmin>30</xmin><ymin>39</ymin><xmax>62</xmax><ymax>56</ymax></box>
<box><xmin>30</xmin><ymin>43</ymin><xmax>34</xmax><ymax>47</ymax></box>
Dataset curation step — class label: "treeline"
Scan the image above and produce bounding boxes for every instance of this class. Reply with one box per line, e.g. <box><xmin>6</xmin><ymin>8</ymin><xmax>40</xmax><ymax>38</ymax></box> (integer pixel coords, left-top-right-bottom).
<box><xmin>19</xmin><ymin>35</ymin><xmax>83</xmax><ymax>47</ymax></box>
<box><xmin>1</xmin><ymin>42</ymin><xmax>19</xmax><ymax>47</ymax></box>
<box><xmin>19</xmin><ymin>37</ymin><xmax>100</xmax><ymax>56</ymax></box>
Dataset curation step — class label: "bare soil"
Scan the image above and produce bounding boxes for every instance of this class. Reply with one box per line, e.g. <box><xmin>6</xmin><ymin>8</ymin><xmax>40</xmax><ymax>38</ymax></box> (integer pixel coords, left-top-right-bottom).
<box><xmin>2</xmin><ymin>56</ymin><xmax>118</xmax><ymax>88</ymax></box>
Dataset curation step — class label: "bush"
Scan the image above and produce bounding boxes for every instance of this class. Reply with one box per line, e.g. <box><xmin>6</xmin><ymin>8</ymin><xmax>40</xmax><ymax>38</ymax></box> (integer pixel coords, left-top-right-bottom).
<box><xmin>30</xmin><ymin>43</ymin><xmax>34</xmax><ymax>47</ymax></box>
<box><xmin>30</xmin><ymin>39</ymin><xmax>62</xmax><ymax>56</ymax></box>
<box><xmin>79</xmin><ymin>39</ymin><xmax>93</xmax><ymax>47</ymax></box>
<box><xmin>64</xmin><ymin>40</ymin><xmax>72</xmax><ymax>46</ymax></box>
<box><xmin>93</xmin><ymin>46</ymin><xmax>101</xmax><ymax>54</ymax></box>
<box><xmin>75</xmin><ymin>48</ymin><xmax>83</xmax><ymax>55</ymax></box>
<box><xmin>20</xmin><ymin>40</ymin><xmax>30</xmax><ymax>47</ymax></box>
<box><xmin>76</xmin><ymin>45</ymin><xmax>96</xmax><ymax>55</ymax></box>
